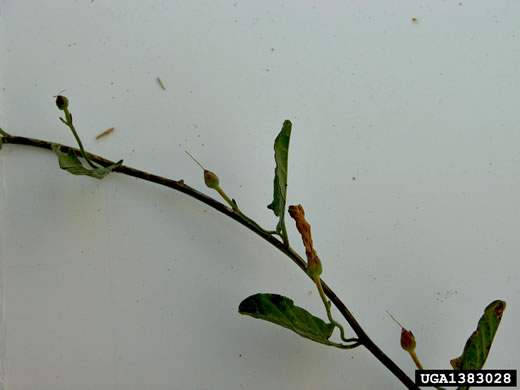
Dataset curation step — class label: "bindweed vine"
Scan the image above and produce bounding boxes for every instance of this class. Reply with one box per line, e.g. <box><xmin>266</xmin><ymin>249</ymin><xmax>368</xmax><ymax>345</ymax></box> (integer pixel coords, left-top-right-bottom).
<box><xmin>0</xmin><ymin>96</ymin><xmax>508</xmax><ymax>390</ymax></box>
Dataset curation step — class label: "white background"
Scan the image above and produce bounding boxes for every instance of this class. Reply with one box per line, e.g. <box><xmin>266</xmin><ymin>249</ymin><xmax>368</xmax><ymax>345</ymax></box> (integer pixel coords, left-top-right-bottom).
<box><xmin>1</xmin><ymin>1</ymin><xmax>519</xmax><ymax>389</ymax></box>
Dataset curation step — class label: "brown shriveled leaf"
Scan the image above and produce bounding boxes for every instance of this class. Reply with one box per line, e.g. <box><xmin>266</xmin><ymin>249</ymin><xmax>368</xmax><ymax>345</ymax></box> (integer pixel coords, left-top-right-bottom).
<box><xmin>288</xmin><ymin>204</ymin><xmax>322</xmax><ymax>277</ymax></box>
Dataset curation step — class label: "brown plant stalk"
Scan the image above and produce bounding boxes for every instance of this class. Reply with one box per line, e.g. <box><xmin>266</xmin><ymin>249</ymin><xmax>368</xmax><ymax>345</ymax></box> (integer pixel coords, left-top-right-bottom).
<box><xmin>0</xmin><ymin>132</ymin><xmax>419</xmax><ymax>389</ymax></box>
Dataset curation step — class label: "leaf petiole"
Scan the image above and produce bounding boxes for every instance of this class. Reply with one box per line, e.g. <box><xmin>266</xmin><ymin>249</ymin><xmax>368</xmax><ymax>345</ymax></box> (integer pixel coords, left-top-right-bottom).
<box><xmin>59</xmin><ymin>106</ymin><xmax>98</xmax><ymax>169</ymax></box>
<box><xmin>52</xmin><ymin>96</ymin><xmax>122</xmax><ymax>179</ymax></box>
<box><xmin>0</xmin><ymin>128</ymin><xmax>11</xmax><ymax>137</ymax></box>
<box><xmin>314</xmin><ymin>275</ymin><xmax>359</xmax><ymax>346</ymax></box>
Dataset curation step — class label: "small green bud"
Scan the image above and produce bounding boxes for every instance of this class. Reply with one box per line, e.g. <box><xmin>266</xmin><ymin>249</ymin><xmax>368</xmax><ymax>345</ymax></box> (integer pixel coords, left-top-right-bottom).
<box><xmin>306</xmin><ymin>253</ymin><xmax>323</xmax><ymax>279</ymax></box>
<box><xmin>56</xmin><ymin>95</ymin><xmax>69</xmax><ymax>111</ymax></box>
<box><xmin>184</xmin><ymin>151</ymin><xmax>220</xmax><ymax>189</ymax></box>
<box><xmin>400</xmin><ymin>328</ymin><xmax>416</xmax><ymax>352</ymax></box>
<box><xmin>204</xmin><ymin>169</ymin><xmax>220</xmax><ymax>189</ymax></box>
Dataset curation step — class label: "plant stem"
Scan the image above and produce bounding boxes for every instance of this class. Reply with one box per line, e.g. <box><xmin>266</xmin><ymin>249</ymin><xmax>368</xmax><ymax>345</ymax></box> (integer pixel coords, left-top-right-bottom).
<box><xmin>215</xmin><ymin>186</ymin><xmax>235</xmax><ymax>209</ymax></box>
<box><xmin>0</xmin><ymin>133</ymin><xmax>420</xmax><ymax>389</ymax></box>
<box><xmin>60</xmin><ymin>109</ymin><xmax>98</xmax><ymax>168</ymax></box>
<box><xmin>214</xmin><ymin>185</ymin><xmax>277</xmax><ymax>236</ymax></box>
<box><xmin>279</xmin><ymin>215</ymin><xmax>289</xmax><ymax>245</ymax></box>
<box><xmin>409</xmin><ymin>351</ymin><xmax>424</xmax><ymax>370</ymax></box>
<box><xmin>314</xmin><ymin>275</ymin><xmax>357</xmax><ymax>345</ymax></box>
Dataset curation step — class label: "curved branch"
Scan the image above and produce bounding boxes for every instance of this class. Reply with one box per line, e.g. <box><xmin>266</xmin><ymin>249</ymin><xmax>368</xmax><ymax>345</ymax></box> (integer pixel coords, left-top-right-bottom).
<box><xmin>1</xmin><ymin>133</ymin><xmax>419</xmax><ymax>389</ymax></box>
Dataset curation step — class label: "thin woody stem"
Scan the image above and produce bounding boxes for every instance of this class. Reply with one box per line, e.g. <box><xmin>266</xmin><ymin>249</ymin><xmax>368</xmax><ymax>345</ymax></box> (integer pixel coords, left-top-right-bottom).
<box><xmin>0</xmin><ymin>132</ymin><xmax>419</xmax><ymax>390</ymax></box>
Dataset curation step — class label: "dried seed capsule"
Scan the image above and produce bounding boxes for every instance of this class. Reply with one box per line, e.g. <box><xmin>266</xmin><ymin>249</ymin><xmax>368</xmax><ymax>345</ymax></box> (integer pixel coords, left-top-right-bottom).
<box><xmin>204</xmin><ymin>169</ymin><xmax>220</xmax><ymax>189</ymax></box>
<box><xmin>55</xmin><ymin>95</ymin><xmax>69</xmax><ymax>110</ymax></box>
<box><xmin>307</xmin><ymin>252</ymin><xmax>323</xmax><ymax>279</ymax></box>
<box><xmin>400</xmin><ymin>328</ymin><xmax>416</xmax><ymax>352</ymax></box>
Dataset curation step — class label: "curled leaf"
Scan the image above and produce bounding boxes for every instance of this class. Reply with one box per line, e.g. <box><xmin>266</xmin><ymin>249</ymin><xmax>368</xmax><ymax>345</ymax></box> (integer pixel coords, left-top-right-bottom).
<box><xmin>51</xmin><ymin>144</ymin><xmax>122</xmax><ymax>179</ymax></box>
<box><xmin>288</xmin><ymin>204</ymin><xmax>322</xmax><ymax>277</ymax></box>
<box><xmin>267</xmin><ymin>120</ymin><xmax>291</xmax><ymax>241</ymax></box>
<box><xmin>239</xmin><ymin>293</ymin><xmax>334</xmax><ymax>346</ymax></box>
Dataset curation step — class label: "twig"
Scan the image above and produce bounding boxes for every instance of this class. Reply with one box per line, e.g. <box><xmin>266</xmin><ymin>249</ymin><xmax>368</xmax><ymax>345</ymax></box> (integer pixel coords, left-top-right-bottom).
<box><xmin>0</xmin><ymin>132</ymin><xmax>419</xmax><ymax>389</ymax></box>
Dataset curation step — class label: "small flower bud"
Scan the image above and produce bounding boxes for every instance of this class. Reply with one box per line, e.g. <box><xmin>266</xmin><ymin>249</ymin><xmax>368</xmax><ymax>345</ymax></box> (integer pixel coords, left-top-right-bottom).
<box><xmin>204</xmin><ymin>169</ymin><xmax>220</xmax><ymax>189</ymax></box>
<box><xmin>307</xmin><ymin>253</ymin><xmax>323</xmax><ymax>279</ymax></box>
<box><xmin>400</xmin><ymin>328</ymin><xmax>416</xmax><ymax>352</ymax></box>
<box><xmin>55</xmin><ymin>95</ymin><xmax>69</xmax><ymax>111</ymax></box>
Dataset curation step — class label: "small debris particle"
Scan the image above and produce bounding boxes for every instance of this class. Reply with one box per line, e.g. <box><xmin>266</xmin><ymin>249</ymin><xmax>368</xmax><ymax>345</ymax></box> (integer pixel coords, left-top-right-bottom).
<box><xmin>412</xmin><ymin>17</ymin><xmax>419</xmax><ymax>24</ymax></box>
<box><xmin>95</xmin><ymin>127</ymin><xmax>114</xmax><ymax>140</ymax></box>
<box><xmin>352</xmin><ymin>176</ymin><xmax>356</xmax><ymax>181</ymax></box>
<box><xmin>157</xmin><ymin>77</ymin><xmax>166</xmax><ymax>90</ymax></box>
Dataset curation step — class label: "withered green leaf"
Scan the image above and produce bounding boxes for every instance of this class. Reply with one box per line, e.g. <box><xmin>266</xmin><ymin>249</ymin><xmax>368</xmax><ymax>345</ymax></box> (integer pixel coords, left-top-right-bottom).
<box><xmin>52</xmin><ymin>144</ymin><xmax>122</xmax><ymax>179</ymax></box>
<box><xmin>267</xmin><ymin>120</ymin><xmax>291</xmax><ymax>241</ymax></box>
<box><xmin>239</xmin><ymin>293</ymin><xmax>335</xmax><ymax>346</ymax></box>
<box><xmin>450</xmin><ymin>300</ymin><xmax>506</xmax><ymax>384</ymax></box>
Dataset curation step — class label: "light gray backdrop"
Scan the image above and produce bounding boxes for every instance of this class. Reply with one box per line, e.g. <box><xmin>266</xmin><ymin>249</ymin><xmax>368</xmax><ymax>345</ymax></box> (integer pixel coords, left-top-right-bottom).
<box><xmin>1</xmin><ymin>1</ymin><xmax>519</xmax><ymax>389</ymax></box>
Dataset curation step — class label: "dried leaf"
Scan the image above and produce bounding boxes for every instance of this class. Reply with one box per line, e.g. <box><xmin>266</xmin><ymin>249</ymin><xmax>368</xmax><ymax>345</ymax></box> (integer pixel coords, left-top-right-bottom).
<box><xmin>288</xmin><ymin>204</ymin><xmax>322</xmax><ymax>277</ymax></box>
